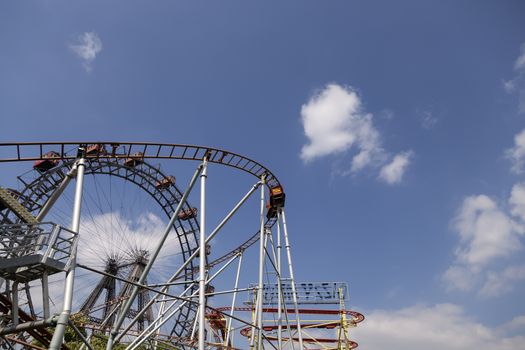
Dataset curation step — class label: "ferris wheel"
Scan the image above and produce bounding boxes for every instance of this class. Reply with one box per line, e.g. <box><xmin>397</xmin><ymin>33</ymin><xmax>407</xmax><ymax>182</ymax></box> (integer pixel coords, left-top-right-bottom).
<box><xmin>0</xmin><ymin>142</ymin><xmax>363</xmax><ymax>350</ymax></box>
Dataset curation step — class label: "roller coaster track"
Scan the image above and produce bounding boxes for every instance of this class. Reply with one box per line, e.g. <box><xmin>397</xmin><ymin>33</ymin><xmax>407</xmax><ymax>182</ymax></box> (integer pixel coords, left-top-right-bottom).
<box><xmin>0</xmin><ymin>142</ymin><xmax>283</xmax><ymax>346</ymax></box>
<box><xmin>0</xmin><ymin>142</ymin><xmax>280</xmax><ymax>277</ymax></box>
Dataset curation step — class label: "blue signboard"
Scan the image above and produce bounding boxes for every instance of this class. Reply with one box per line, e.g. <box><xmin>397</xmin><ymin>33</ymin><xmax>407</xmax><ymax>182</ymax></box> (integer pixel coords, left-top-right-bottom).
<box><xmin>247</xmin><ymin>282</ymin><xmax>348</xmax><ymax>305</ymax></box>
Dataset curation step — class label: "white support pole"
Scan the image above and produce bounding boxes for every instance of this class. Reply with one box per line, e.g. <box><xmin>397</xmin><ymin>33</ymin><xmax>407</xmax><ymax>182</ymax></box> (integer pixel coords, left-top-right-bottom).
<box><xmin>191</xmin><ymin>308</ymin><xmax>200</xmax><ymax>341</ymax></box>
<box><xmin>276</xmin><ymin>212</ymin><xmax>283</xmax><ymax>350</ymax></box>
<box><xmin>198</xmin><ymin>157</ymin><xmax>208</xmax><ymax>350</ymax></box>
<box><xmin>281</xmin><ymin>209</ymin><xmax>304</xmax><ymax>350</ymax></box>
<box><xmin>225</xmin><ymin>252</ymin><xmax>242</xmax><ymax>348</ymax></box>
<box><xmin>42</xmin><ymin>272</ymin><xmax>49</xmax><ymax>319</ymax></box>
<box><xmin>107</xmin><ymin>162</ymin><xmax>203</xmax><ymax>350</ymax></box>
<box><xmin>115</xmin><ymin>179</ymin><xmax>259</xmax><ymax>345</ymax></box>
<box><xmin>126</xmin><ymin>253</ymin><xmax>235</xmax><ymax>350</ymax></box>
<box><xmin>36</xmin><ymin>164</ymin><xmax>77</xmax><ymax>221</ymax></box>
<box><xmin>49</xmin><ymin>154</ymin><xmax>86</xmax><ymax>350</ymax></box>
<box><xmin>256</xmin><ymin>175</ymin><xmax>266</xmax><ymax>350</ymax></box>
<box><xmin>147</xmin><ymin>181</ymin><xmax>261</xmax><ymax>339</ymax></box>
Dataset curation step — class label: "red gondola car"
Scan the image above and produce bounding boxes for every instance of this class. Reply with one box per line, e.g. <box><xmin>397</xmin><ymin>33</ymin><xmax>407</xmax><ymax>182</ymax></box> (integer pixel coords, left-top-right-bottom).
<box><xmin>33</xmin><ymin>151</ymin><xmax>61</xmax><ymax>173</ymax></box>
<box><xmin>124</xmin><ymin>152</ymin><xmax>144</xmax><ymax>168</ymax></box>
<box><xmin>266</xmin><ymin>202</ymin><xmax>277</xmax><ymax>220</ymax></box>
<box><xmin>205</xmin><ymin>284</ymin><xmax>215</xmax><ymax>295</ymax></box>
<box><xmin>86</xmin><ymin>144</ymin><xmax>107</xmax><ymax>157</ymax></box>
<box><xmin>269</xmin><ymin>185</ymin><xmax>285</xmax><ymax>208</ymax></box>
<box><xmin>178</xmin><ymin>207</ymin><xmax>197</xmax><ymax>221</ymax></box>
<box><xmin>155</xmin><ymin>176</ymin><xmax>176</xmax><ymax>190</ymax></box>
<box><xmin>196</xmin><ymin>244</ymin><xmax>211</xmax><ymax>257</ymax></box>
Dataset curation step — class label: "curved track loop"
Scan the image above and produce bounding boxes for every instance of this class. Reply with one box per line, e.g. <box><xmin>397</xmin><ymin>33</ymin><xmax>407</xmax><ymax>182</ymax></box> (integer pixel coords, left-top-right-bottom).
<box><xmin>0</xmin><ymin>142</ymin><xmax>283</xmax><ymax>342</ymax></box>
<box><xmin>0</xmin><ymin>142</ymin><xmax>281</xmax><ymax>188</ymax></box>
<box><xmin>0</xmin><ymin>142</ymin><xmax>280</xmax><ymax>275</ymax></box>
<box><xmin>215</xmin><ymin>307</ymin><xmax>365</xmax><ymax>324</ymax></box>
<box><xmin>217</xmin><ymin>307</ymin><xmax>363</xmax><ymax>349</ymax></box>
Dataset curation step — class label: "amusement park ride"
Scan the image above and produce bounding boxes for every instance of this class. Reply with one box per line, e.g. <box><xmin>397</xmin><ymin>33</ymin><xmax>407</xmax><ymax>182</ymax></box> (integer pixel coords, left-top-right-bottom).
<box><xmin>0</xmin><ymin>142</ymin><xmax>363</xmax><ymax>350</ymax></box>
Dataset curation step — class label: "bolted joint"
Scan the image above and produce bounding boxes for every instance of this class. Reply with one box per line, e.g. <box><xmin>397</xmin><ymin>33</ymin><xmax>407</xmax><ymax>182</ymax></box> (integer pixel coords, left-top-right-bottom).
<box><xmin>76</xmin><ymin>145</ymin><xmax>87</xmax><ymax>159</ymax></box>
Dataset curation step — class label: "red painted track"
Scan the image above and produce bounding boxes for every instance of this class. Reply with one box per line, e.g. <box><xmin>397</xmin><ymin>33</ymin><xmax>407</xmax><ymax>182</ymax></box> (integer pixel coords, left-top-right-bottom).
<box><xmin>213</xmin><ymin>307</ymin><xmax>365</xmax><ymax>323</ymax></box>
<box><xmin>209</xmin><ymin>307</ymin><xmax>363</xmax><ymax>349</ymax></box>
<box><xmin>240</xmin><ymin>327</ymin><xmax>358</xmax><ymax>348</ymax></box>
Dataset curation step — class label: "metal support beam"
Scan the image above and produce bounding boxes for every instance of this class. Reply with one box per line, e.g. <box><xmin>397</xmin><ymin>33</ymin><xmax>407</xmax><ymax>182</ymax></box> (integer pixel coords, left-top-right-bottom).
<box><xmin>106</xmin><ymin>162</ymin><xmax>203</xmax><ymax>350</ymax></box>
<box><xmin>36</xmin><ymin>164</ymin><xmax>77</xmax><ymax>221</ymax></box>
<box><xmin>42</xmin><ymin>271</ymin><xmax>49</xmax><ymax>319</ymax></box>
<box><xmin>117</xmin><ymin>180</ymin><xmax>261</xmax><ymax>343</ymax></box>
<box><xmin>281</xmin><ymin>209</ymin><xmax>304</xmax><ymax>350</ymax></box>
<box><xmin>11</xmin><ymin>282</ymin><xmax>18</xmax><ymax>327</ymax></box>
<box><xmin>67</xmin><ymin>320</ymin><xmax>94</xmax><ymax>350</ymax></box>
<box><xmin>256</xmin><ymin>175</ymin><xmax>266</xmax><ymax>350</ymax></box>
<box><xmin>276</xmin><ymin>212</ymin><xmax>283</xmax><ymax>350</ymax></box>
<box><xmin>225</xmin><ymin>252</ymin><xmax>243</xmax><ymax>348</ymax></box>
<box><xmin>126</xmin><ymin>253</ymin><xmax>239</xmax><ymax>350</ymax></box>
<box><xmin>49</xmin><ymin>153</ymin><xmax>86</xmax><ymax>350</ymax></box>
<box><xmin>198</xmin><ymin>157</ymin><xmax>208</xmax><ymax>350</ymax></box>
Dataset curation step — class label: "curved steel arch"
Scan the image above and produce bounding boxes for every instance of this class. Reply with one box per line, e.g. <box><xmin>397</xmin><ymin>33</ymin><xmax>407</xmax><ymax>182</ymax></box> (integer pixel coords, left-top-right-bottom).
<box><xmin>0</xmin><ymin>142</ymin><xmax>283</xmax><ymax>275</ymax></box>
<box><xmin>0</xmin><ymin>142</ymin><xmax>282</xmax><ymax>189</ymax></box>
<box><xmin>0</xmin><ymin>142</ymin><xmax>286</xmax><ymax>347</ymax></box>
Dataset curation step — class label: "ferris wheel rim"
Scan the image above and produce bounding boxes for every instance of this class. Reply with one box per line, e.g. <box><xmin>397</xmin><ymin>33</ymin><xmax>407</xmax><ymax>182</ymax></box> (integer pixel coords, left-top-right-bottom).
<box><xmin>5</xmin><ymin>156</ymin><xmax>202</xmax><ymax>340</ymax></box>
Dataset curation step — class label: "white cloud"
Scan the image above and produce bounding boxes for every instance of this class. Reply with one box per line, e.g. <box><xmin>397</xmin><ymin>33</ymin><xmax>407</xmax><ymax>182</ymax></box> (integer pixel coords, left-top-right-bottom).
<box><xmin>300</xmin><ymin>84</ymin><xmax>384</xmax><ymax>168</ymax></box>
<box><xmin>78</xmin><ymin>211</ymin><xmax>182</xmax><ymax>265</ymax></box>
<box><xmin>69</xmin><ymin>32</ymin><xmax>103</xmax><ymax>72</ymax></box>
<box><xmin>479</xmin><ymin>264</ymin><xmax>525</xmax><ymax>297</ymax></box>
<box><xmin>379</xmin><ymin>108</ymin><xmax>394</xmax><ymax>120</ymax></box>
<box><xmin>352</xmin><ymin>304</ymin><xmax>525</xmax><ymax>350</ymax></box>
<box><xmin>300</xmin><ymin>83</ymin><xmax>412</xmax><ymax>183</ymax></box>
<box><xmin>378</xmin><ymin>150</ymin><xmax>413</xmax><ymax>184</ymax></box>
<box><xmin>442</xmin><ymin>265</ymin><xmax>477</xmax><ymax>292</ymax></box>
<box><xmin>504</xmin><ymin>43</ymin><xmax>525</xmax><ymax>113</ymax></box>
<box><xmin>506</xmin><ymin>128</ymin><xmax>525</xmax><ymax>174</ymax></box>
<box><xmin>510</xmin><ymin>182</ymin><xmax>525</xmax><ymax>222</ymax></box>
<box><xmin>20</xmin><ymin>211</ymin><xmax>185</xmax><ymax>318</ymax></box>
<box><xmin>503</xmin><ymin>79</ymin><xmax>516</xmax><ymax>93</ymax></box>
<box><xmin>514</xmin><ymin>43</ymin><xmax>525</xmax><ymax>71</ymax></box>
<box><xmin>503</xmin><ymin>314</ymin><xmax>525</xmax><ymax>332</ymax></box>
<box><xmin>452</xmin><ymin>195</ymin><xmax>521</xmax><ymax>269</ymax></box>
<box><xmin>420</xmin><ymin>110</ymin><xmax>438</xmax><ymax>129</ymax></box>
<box><xmin>443</xmin><ymin>191</ymin><xmax>525</xmax><ymax>296</ymax></box>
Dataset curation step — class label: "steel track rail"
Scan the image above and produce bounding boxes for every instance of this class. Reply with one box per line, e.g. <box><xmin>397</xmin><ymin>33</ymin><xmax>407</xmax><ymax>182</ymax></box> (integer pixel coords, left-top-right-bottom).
<box><xmin>0</xmin><ymin>142</ymin><xmax>281</xmax><ymax>189</ymax></box>
<box><xmin>0</xmin><ymin>142</ymin><xmax>284</xmax><ymax>344</ymax></box>
<box><xmin>0</xmin><ymin>142</ymin><xmax>281</xmax><ymax>277</ymax></box>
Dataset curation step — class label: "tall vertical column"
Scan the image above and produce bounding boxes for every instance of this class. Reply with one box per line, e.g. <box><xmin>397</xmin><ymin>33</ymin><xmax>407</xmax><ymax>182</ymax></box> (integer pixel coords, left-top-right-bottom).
<box><xmin>281</xmin><ymin>209</ymin><xmax>304</xmax><ymax>350</ymax></box>
<box><xmin>256</xmin><ymin>175</ymin><xmax>266</xmax><ymax>350</ymax></box>
<box><xmin>276</xmin><ymin>212</ymin><xmax>283</xmax><ymax>350</ymax></box>
<box><xmin>49</xmin><ymin>151</ymin><xmax>86</xmax><ymax>350</ymax></box>
<box><xmin>106</xmin><ymin>163</ymin><xmax>203</xmax><ymax>350</ymax></box>
<box><xmin>198</xmin><ymin>157</ymin><xmax>208</xmax><ymax>350</ymax></box>
<box><xmin>225</xmin><ymin>253</ymin><xmax>243</xmax><ymax>347</ymax></box>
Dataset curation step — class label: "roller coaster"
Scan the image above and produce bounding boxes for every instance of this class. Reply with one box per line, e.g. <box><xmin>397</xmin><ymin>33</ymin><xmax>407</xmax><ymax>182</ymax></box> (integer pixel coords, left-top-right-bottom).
<box><xmin>0</xmin><ymin>142</ymin><xmax>363</xmax><ymax>350</ymax></box>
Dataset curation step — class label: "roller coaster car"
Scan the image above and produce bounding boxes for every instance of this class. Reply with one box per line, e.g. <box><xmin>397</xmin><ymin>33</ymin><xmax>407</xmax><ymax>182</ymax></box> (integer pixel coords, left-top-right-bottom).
<box><xmin>269</xmin><ymin>185</ymin><xmax>285</xmax><ymax>208</ymax></box>
<box><xmin>0</xmin><ymin>188</ymin><xmax>22</xmax><ymax>211</ymax></box>
<box><xmin>206</xmin><ymin>284</ymin><xmax>215</xmax><ymax>295</ymax></box>
<box><xmin>124</xmin><ymin>152</ymin><xmax>144</xmax><ymax>168</ymax></box>
<box><xmin>266</xmin><ymin>202</ymin><xmax>277</xmax><ymax>220</ymax></box>
<box><xmin>196</xmin><ymin>243</ymin><xmax>211</xmax><ymax>257</ymax></box>
<box><xmin>178</xmin><ymin>207</ymin><xmax>198</xmax><ymax>221</ymax></box>
<box><xmin>206</xmin><ymin>311</ymin><xmax>226</xmax><ymax>335</ymax></box>
<box><xmin>86</xmin><ymin>143</ymin><xmax>107</xmax><ymax>157</ymax></box>
<box><xmin>33</xmin><ymin>151</ymin><xmax>61</xmax><ymax>173</ymax></box>
<box><xmin>155</xmin><ymin>176</ymin><xmax>176</xmax><ymax>190</ymax></box>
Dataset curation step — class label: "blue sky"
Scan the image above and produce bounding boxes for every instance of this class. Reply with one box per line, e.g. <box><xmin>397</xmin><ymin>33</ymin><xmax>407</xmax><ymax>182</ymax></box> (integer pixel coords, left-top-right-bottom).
<box><xmin>1</xmin><ymin>1</ymin><xmax>525</xmax><ymax>348</ymax></box>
